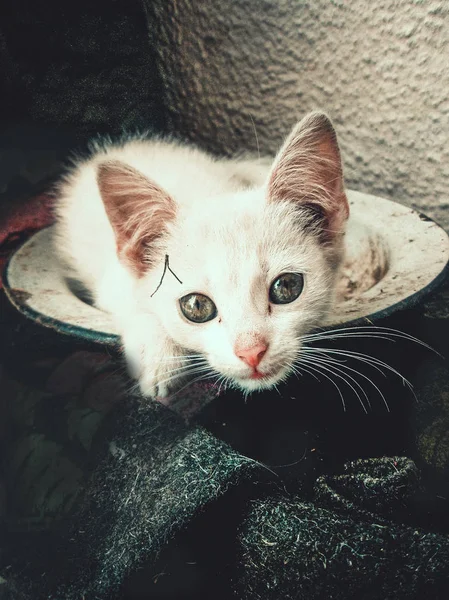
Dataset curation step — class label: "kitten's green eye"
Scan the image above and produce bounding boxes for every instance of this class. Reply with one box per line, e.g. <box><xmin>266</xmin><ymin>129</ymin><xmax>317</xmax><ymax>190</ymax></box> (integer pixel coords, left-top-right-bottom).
<box><xmin>179</xmin><ymin>293</ymin><xmax>217</xmax><ymax>323</ymax></box>
<box><xmin>269</xmin><ymin>272</ymin><xmax>304</xmax><ymax>305</ymax></box>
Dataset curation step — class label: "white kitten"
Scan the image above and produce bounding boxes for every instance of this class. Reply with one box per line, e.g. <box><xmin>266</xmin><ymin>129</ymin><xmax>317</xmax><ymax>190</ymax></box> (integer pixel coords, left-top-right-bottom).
<box><xmin>53</xmin><ymin>112</ymin><xmax>349</xmax><ymax>400</ymax></box>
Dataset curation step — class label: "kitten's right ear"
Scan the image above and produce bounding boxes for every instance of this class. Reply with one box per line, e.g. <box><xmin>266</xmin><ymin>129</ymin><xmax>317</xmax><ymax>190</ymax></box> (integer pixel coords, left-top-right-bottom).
<box><xmin>97</xmin><ymin>160</ymin><xmax>176</xmax><ymax>276</ymax></box>
<box><xmin>267</xmin><ymin>112</ymin><xmax>349</xmax><ymax>242</ymax></box>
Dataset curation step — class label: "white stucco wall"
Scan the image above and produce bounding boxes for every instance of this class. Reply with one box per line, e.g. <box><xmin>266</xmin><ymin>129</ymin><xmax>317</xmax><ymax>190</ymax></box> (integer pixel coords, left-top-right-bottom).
<box><xmin>148</xmin><ymin>0</ymin><xmax>449</xmax><ymax>228</ymax></box>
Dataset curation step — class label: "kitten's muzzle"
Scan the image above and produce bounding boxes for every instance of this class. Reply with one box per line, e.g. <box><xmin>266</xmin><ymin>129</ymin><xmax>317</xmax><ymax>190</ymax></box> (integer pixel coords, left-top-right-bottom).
<box><xmin>234</xmin><ymin>340</ymin><xmax>268</xmax><ymax>368</ymax></box>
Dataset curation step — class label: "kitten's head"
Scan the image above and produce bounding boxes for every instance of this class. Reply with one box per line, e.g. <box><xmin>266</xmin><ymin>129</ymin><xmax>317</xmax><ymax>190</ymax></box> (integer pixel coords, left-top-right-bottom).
<box><xmin>98</xmin><ymin>112</ymin><xmax>349</xmax><ymax>393</ymax></box>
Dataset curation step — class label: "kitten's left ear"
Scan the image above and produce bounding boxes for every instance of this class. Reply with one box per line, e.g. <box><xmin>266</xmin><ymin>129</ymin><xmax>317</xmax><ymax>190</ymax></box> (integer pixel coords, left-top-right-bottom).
<box><xmin>267</xmin><ymin>112</ymin><xmax>349</xmax><ymax>241</ymax></box>
<box><xmin>97</xmin><ymin>160</ymin><xmax>176</xmax><ymax>276</ymax></box>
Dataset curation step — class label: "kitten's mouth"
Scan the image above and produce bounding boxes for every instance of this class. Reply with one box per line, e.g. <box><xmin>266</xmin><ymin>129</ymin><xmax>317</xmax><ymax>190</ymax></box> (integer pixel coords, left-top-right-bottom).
<box><xmin>250</xmin><ymin>370</ymin><xmax>268</xmax><ymax>380</ymax></box>
<box><xmin>242</xmin><ymin>367</ymin><xmax>280</xmax><ymax>381</ymax></box>
<box><xmin>230</xmin><ymin>362</ymin><xmax>290</xmax><ymax>391</ymax></box>
<box><xmin>234</xmin><ymin>365</ymin><xmax>286</xmax><ymax>392</ymax></box>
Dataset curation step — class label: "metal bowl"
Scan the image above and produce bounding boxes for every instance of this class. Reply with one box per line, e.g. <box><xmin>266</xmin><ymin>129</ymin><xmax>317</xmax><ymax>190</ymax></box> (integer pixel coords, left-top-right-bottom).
<box><xmin>3</xmin><ymin>190</ymin><xmax>449</xmax><ymax>346</ymax></box>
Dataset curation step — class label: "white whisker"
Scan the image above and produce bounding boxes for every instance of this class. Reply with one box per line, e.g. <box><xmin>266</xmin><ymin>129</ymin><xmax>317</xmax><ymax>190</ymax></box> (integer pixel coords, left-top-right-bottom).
<box><xmin>302</xmin><ymin>351</ymin><xmax>391</xmax><ymax>411</ymax></box>
<box><xmin>290</xmin><ymin>363</ymin><xmax>320</xmax><ymax>382</ymax></box>
<box><xmin>297</xmin><ymin>355</ymin><xmax>368</xmax><ymax>413</ymax></box>
<box><xmin>305</xmin><ymin>346</ymin><xmax>415</xmax><ymax>395</ymax></box>
<box><xmin>293</xmin><ymin>359</ymin><xmax>347</xmax><ymax>411</ymax></box>
<box><xmin>139</xmin><ymin>360</ymin><xmax>210</xmax><ymax>384</ymax></box>
<box><xmin>169</xmin><ymin>371</ymin><xmax>218</xmax><ymax>399</ymax></box>
<box><xmin>214</xmin><ymin>374</ymin><xmax>228</xmax><ymax>396</ymax></box>
<box><xmin>158</xmin><ymin>354</ymin><xmax>206</xmax><ymax>362</ymax></box>
<box><xmin>302</xmin><ymin>325</ymin><xmax>437</xmax><ymax>355</ymax></box>
<box><xmin>143</xmin><ymin>365</ymin><xmax>214</xmax><ymax>393</ymax></box>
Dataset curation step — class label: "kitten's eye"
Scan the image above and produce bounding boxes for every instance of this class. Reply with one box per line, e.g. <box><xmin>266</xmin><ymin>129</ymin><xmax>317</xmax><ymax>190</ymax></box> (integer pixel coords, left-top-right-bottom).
<box><xmin>269</xmin><ymin>272</ymin><xmax>304</xmax><ymax>305</ymax></box>
<box><xmin>179</xmin><ymin>293</ymin><xmax>217</xmax><ymax>323</ymax></box>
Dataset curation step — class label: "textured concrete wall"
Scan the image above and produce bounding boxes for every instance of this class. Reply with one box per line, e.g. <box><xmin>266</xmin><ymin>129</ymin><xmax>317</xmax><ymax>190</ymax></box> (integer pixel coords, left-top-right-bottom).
<box><xmin>147</xmin><ymin>0</ymin><xmax>449</xmax><ymax>228</ymax></box>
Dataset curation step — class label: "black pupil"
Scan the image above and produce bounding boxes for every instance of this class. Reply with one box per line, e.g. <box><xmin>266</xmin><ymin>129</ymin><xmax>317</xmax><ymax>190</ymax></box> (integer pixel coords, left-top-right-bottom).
<box><xmin>270</xmin><ymin>273</ymin><xmax>303</xmax><ymax>304</ymax></box>
<box><xmin>189</xmin><ymin>296</ymin><xmax>208</xmax><ymax>318</ymax></box>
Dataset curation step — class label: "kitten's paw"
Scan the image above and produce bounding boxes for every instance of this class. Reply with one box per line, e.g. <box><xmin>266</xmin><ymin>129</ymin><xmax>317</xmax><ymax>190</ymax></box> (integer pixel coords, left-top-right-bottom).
<box><xmin>138</xmin><ymin>354</ymin><xmax>185</xmax><ymax>401</ymax></box>
<box><xmin>121</xmin><ymin>316</ymin><xmax>188</xmax><ymax>401</ymax></box>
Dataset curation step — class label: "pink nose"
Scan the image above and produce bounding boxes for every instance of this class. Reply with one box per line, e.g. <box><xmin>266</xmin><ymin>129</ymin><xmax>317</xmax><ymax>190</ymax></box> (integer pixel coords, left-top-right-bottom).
<box><xmin>235</xmin><ymin>342</ymin><xmax>268</xmax><ymax>368</ymax></box>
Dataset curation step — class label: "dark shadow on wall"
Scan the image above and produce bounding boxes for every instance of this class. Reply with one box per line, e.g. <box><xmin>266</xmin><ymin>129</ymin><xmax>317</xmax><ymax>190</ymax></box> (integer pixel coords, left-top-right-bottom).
<box><xmin>0</xmin><ymin>0</ymin><xmax>167</xmax><ymax>209</ymax></box>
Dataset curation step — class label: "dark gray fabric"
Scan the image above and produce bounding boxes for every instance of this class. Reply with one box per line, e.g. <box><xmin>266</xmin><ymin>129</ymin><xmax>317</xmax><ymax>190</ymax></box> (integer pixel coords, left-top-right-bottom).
<box><xmin>239</xmin><ymin>457</ymin><xmax>449</xmax><ymax>600</ymax></box>
<box><xmin>0</xmin><ymin>396</ymin><xmax>258</xmax><ymax>599</ymax></box>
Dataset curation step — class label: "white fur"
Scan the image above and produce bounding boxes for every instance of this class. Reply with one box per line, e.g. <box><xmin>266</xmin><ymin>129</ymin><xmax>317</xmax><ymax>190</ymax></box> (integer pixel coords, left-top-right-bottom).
<box><xmin>54</xmin><ymin>119</ymin><xmax>346</xmax><ymax>399</ymax></box>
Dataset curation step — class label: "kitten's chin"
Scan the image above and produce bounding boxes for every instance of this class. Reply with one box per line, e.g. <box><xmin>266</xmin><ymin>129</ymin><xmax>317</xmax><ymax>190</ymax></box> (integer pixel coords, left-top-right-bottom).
<box><xmin>233</xmin><ymin>366</ymin><xmax>291</xmax><ymax>393</ymax></box>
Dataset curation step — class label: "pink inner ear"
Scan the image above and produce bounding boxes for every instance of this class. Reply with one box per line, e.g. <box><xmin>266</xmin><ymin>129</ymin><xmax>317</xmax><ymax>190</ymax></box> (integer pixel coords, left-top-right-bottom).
<box><xmin>268</xmin><ymin>112</ymin><xmax>349</xmax><ymax>240</ymax></box>
<box><xmin>97</xmin><ymin>160</ymin><xmax>176</xmax><ymax>277</ymax></box>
